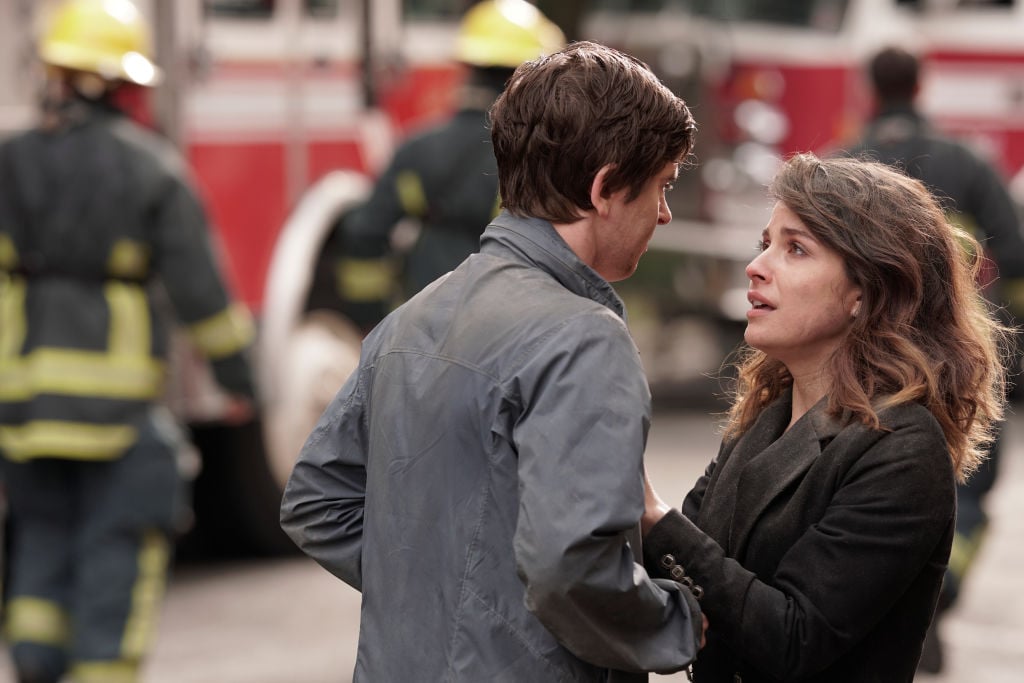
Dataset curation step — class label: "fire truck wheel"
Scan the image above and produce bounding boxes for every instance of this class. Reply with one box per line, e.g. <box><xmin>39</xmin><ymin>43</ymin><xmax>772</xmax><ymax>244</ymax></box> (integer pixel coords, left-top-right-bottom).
<box><xmin>264</xmin><ymin>310</ymin><xmax>363</xmax><ymax>490</ymax></box>
<box><xmin>180</xmin><ymin>413</ymin><xmax>298</xmax><ymax>559</ymax></box>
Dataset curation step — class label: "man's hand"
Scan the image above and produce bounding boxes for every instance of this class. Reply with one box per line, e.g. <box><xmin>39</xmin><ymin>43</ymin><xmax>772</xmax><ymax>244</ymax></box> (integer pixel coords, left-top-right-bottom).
<box><xmin>222</xmin><ymin>394</ymin><xmax>255</xmax><ymax>425</ymax></box>
<box><xmin>641</xmin><ymin>466</ymin><xmax>673</xmax><ymax>535</ymax></box>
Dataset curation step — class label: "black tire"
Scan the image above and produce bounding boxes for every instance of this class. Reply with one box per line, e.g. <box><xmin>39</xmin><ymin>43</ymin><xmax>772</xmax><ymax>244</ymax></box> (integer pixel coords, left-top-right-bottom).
<box><xmin>177</xmin><ymin>414</ymin><xmax>299</xmax><ymax>561</ymax></box>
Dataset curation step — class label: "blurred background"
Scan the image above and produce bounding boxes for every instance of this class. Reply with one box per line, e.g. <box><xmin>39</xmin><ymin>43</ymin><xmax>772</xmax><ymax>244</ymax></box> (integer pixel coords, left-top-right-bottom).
<box><xmin>1</xmin><ymin>1</ymin><xmax>1023</xmax><ymax>680</ymax></box>
<box><xmin>7</xmin><ymin>0</ymin><xmax>1024</xmax><ymax>560</ymax></box>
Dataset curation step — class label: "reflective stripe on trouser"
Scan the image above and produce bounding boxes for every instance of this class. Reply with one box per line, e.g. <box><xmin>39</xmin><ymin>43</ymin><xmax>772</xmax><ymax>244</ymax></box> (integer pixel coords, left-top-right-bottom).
<box><xmin>71</xmin><ymin>659</ymin><xmax>141</xmax><ymax>683</ymax></box>
<box><xmin>0</xmin><ymin>416</ymin><xmax>179</xmax><ymax>681</ymax></box>
<box><xmin>4</xmin><ymin>597</ymin><xmax>70</xmax><ymax>646</ymax></box>
<box><xmin>941</xmin><ymin>418</ymin><xmax>1002</xmax><ymax>607</ymax></box>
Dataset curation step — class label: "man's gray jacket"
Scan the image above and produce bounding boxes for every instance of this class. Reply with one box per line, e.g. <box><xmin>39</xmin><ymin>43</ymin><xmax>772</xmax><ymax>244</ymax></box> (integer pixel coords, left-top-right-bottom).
<box><xmin>280</xmin><ymin>211</ymin><xmax>702</xmax><ymax>681</ymax></box>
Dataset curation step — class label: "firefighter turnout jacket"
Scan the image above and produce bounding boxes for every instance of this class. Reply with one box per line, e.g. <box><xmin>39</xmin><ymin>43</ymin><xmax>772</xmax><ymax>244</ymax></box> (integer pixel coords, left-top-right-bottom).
<box><xmin>337</xmin><ymin>93</ymin><xmax>502</xmax><ymax>313</ymax></box>
<box><xmin>847</xmin><ymin>105</ymin><xmax>1024</xmax><ymax>283</ymax></box>
<box><xmin>0</xmin><ymin>98</ymin><xmax>255</xmax><ymax>462</ymax></box>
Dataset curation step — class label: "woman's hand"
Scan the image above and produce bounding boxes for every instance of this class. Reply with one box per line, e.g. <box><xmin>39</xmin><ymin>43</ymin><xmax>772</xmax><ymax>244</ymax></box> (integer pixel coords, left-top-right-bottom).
<box><xmin>642</xmin><ymin>466</ymin><xmax>673</xmax><ymax>535</ymax></box>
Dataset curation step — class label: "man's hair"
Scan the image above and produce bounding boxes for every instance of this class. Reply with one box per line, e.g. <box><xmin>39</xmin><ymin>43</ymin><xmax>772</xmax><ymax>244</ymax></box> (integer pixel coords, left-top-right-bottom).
<box><xmin>868</xmin><ymin>46</ymin><xmax>920</xmax><ymax>104</ymax></box>
<box><xmin>725</xmin><ymin>153</ymin><xmax>1009</xmax><ymax>483</ymax></box>
<box><xmin>489</xmin><ymin>41</ymin><xmax>696</xmax><ymax>224</ymax></box>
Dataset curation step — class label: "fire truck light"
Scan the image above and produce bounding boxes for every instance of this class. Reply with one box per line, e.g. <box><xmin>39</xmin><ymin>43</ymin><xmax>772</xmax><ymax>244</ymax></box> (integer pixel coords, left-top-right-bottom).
<box><xmin>702</xmin><ymin>158</ymin><xmax>738</xmax><ymax>194</ymax></box>
<box><xmin>734</xmin><ymin>99</ymin><xmax>788</xmax><ymax>146</ymax></box>
<box><xmin>734</xmin><ymin>142</ymin><xmax>782</xmax><ymax>186</ymax></box>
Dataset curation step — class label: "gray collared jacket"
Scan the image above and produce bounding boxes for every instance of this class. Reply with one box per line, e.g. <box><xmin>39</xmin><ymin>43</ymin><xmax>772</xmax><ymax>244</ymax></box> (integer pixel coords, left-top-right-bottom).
<box><xmin>281</xmin><ymin>211</ymin><xmax>702</xmax><ymax>681</ymax></box>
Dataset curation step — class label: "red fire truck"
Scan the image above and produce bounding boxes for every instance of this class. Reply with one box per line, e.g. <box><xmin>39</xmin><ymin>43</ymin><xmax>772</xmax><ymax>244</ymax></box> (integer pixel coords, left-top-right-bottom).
<box><xmin>4</xmin><ymin>0</ymin><xmax>1022</xmax><ymax>555</ymax></box>
<box><xmin>181</xmin><ymin>0</ymin><xmax>1024</xmax><ymax>556</ymax></box>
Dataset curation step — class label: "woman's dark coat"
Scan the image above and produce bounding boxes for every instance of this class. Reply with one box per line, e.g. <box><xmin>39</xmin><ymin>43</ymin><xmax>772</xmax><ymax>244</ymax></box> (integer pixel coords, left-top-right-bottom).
<box><xmin>644</xmin><ymin>391</ymin><xmax>956</xmax><ymax>682</ymax></box>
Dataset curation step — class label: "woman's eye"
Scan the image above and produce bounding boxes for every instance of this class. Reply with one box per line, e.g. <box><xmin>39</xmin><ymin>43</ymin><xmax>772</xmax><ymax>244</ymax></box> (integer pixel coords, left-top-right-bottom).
<box><xmin>755</xmin><ymin>240</ymin><xmax>768</xmax><ymax>252</ymax></box>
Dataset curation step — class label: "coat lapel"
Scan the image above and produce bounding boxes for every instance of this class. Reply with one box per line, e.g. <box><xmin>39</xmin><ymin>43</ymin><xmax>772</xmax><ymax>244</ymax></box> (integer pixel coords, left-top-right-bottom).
<box><xmin>722</xmin><ymin>396</ymin><xmax>845</xmax><ymax>558</ymax></box>
<box><xmin>696</xmin><ymin>395</ymin><xmax>792</xmax><ymax>548</ymax></box>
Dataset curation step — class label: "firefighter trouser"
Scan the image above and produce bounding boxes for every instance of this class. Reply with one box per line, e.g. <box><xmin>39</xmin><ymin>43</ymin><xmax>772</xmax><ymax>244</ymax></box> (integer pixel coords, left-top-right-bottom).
<box><xmin>1</xmin><ymin>416</ymin><xmax>180</xmax><ymax>683</ymax></box>
<box><xmin>944</xmin><ymin>420</ymin><xmax>1001</xmax><ymax>609</ymax></box>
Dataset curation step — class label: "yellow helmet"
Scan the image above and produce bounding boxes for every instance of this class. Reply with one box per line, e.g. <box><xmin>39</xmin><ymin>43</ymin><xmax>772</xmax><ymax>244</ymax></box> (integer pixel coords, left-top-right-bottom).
<box><xmin>38</xmin><ymin>0</ymin><xmax>162</xmax><ymax>87</ymax></box>
<box><xmin>455</xmin><ymin>0</ymin><xmax>566</xmax><ymax>69</ymax></box>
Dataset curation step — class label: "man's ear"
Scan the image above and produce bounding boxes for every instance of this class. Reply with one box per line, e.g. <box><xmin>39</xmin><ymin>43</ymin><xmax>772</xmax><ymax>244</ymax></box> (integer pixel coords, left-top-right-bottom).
<box><xmin>590</xmin><ymin>164</ymin><xmax>616</xmax><ymax>218</ymax></box>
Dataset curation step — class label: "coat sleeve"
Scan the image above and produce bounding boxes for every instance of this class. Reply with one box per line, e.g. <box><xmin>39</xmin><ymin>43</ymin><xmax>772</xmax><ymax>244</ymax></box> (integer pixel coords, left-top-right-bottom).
<box><xmin>512</xmin><ymin>311</ymin><xmax>702</xmax><ymax>675</ymax></box>
<box><xmin>279</xmin><ymin>367</ymin><xmax>369</xmax><ymax>590</ymax></box>
<box><xmin>643</xmin><ymin>415</ymin><xmax>954</xmax><ymax>680</ymax></box>
<box><xmin>339</xmin><ymin>140</ymin><xmax>420</xmax><ymax>259</ymax></box>
<box><xmin>150</xmin><ymin>157</ymin><xmax>255</xmax><ymax>398</ymax></box>
<box><xmin>962</xmin><ymin>151</ymin><xmax>1024</xmax><ymax>279</ymax></box>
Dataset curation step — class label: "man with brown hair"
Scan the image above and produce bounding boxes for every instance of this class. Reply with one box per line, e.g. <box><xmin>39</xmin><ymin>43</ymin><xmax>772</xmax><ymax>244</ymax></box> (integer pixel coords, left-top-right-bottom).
<box><xmin>281</xmin><ymin>41</ymin><xmax>703</xmax><ymax>681</ymax></box>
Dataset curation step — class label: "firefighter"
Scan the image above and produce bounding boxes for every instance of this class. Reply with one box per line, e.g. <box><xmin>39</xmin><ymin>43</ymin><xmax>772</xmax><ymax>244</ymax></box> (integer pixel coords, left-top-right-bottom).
<box><xmin>846</xmin><ymin>45</ymin><xmax>1024</xmax><ymax>675</ymax></box>
<box><xmin>330</xmin><ymin>0</ymin><xmax>565</xmax><ymax>328</ymax></box>
<box><xmin>0</xmin><ymin>1</ymin><xmax>255</xmax><ymax>682</ymax></box>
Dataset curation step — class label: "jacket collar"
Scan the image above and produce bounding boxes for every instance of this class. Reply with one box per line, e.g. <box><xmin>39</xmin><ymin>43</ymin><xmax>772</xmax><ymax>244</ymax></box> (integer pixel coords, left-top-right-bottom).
<box><xmin>700</xmin><ymin>390</ymin><xmax>845</xmax><ymax>556</ymax></box>
<box><xmin>865</xmin><ymin>105</ymin><xmax>931</xmax><ymax>142</ymax></box>
<box><xmin>480</xmin><ymin>210</ymin><xmax>627</xmax><ymax>320</ymax></box>
<box><xmin>42</xmin><ymin>95</ymin><xmax>122</xmax><ymax>133</ymax></box>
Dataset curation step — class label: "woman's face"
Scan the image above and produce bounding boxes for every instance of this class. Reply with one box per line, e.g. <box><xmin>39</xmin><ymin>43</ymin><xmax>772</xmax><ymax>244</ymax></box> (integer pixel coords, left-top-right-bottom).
<box><xmin>744</xmin><ymin>201</ymin><xmax>862</xmax><ymax>373</ymax></box>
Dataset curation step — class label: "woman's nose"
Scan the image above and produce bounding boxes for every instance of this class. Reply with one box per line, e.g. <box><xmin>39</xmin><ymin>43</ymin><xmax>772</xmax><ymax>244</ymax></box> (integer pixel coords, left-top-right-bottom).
<box><xmin>745</xmin><ymin>251</ymin><xmax>767</xmax><ymax>281</ymax></box>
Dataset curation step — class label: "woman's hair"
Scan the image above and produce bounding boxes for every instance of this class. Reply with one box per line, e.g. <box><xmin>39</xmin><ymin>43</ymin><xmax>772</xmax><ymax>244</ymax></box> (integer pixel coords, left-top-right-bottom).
<box><xmin>724</xmin><ymin>153</ymin><xmax>1010</xmax><ymax>481</ymax></box>
<box><xmin>489</xmin><ymin>41</ymin><xmax>696</xmax><ymax>224</ymax></box>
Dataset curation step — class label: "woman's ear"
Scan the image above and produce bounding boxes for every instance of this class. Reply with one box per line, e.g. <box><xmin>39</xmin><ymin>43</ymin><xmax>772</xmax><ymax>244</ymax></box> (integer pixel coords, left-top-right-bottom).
<box><xmin>589</xmin><ymin>164</ymin><xmax>616</xmax><ymax>217</ymax></box>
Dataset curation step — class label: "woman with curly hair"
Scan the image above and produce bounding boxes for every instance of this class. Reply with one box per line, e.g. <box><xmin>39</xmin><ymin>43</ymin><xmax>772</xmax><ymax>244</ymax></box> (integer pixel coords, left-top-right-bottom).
<box><xmin>642</xmin><ymin>153</ymin><xmax>1010</xmax><ymax>682</ymax></box>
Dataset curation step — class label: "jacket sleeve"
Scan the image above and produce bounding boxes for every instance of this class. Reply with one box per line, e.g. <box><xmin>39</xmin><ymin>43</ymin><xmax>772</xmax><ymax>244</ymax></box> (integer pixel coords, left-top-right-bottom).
<box><xmin>339</xmin><ymin>141</ymin><xmax>420</xmax><ymax>259</ymax></box>
<box><xmin>279</xmin><ymin>367</ymin><xmax>369</xmax><ymax>590</ymax></box>
<box><xmin>330</xmin><ymin>144</ymin><xmax>419</xmax><ymax>319</ymax></box>
<box><xmin>150</xmin><ymin>161</ymin><xmax>255</xmax><ymax>398</ymax></box>
<box><xmin>512</xmin><ymin>311</ymin><xmax>702</xmax><ymax>675</ymax></box>
<box><xmin>963</xmin><ymin>153</ymin><xmax>1024</xmax><ymax>279</ymax></box>
<box><xmin>643</xmin><ymin>416</ymin><xmax>954</xmax><ymax>680</ymax></box>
